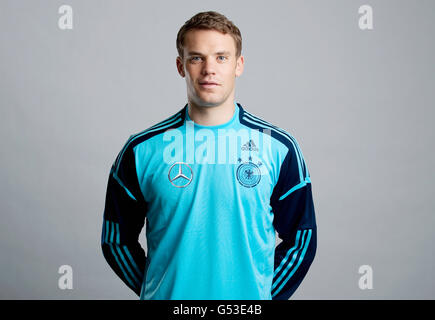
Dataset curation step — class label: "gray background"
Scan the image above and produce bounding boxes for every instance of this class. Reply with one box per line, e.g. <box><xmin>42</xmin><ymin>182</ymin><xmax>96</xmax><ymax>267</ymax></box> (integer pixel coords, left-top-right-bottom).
<box><xmin>1</xmin><ymin>0</ymin><xmax>434</xmax><ymax>299</ymax></box>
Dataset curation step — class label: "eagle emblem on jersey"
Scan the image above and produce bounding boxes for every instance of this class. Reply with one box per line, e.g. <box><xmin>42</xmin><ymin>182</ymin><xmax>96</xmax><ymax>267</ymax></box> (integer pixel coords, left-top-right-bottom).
<box><xmin>236</xmin><ymin>156</ymin><xmax>262</xmax><ymax>188</ymax></box>
<box><xmin>168</xmin><ymin>162</ymin><xmax>193</xmax><ymax>188</ymax></box>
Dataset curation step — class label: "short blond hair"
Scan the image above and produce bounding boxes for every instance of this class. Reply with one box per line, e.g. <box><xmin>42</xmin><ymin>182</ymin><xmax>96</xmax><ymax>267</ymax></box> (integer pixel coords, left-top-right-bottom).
<box><xmin>176</xmin><ymin>11</ymin><xmax>242</xmax><ymax>59</ymax></box>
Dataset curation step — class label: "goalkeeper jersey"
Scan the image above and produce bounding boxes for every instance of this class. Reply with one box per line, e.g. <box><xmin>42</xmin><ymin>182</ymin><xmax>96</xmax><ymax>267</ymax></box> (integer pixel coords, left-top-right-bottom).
<box><xmin>101</xmin><ymin>101</ymin><xmax>317</xmax><ymax>300</ymax></box>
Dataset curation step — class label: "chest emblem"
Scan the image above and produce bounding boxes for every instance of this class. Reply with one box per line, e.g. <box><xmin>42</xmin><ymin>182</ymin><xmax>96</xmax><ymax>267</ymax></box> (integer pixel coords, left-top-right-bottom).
<box><xmin>236</xmin><ymin>156</ymin><xmax>262</xmax><ymax>188</ymax></box>
<box><xmin>168</xmin><ymin>162</ymin><xmax>193</xmax><ymax>188</ymax></box>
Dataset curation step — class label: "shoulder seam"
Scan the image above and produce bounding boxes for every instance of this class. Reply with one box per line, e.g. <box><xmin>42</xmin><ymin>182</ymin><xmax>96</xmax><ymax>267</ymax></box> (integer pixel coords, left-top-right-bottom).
<box><xmin>241</xmin><ymin>109</ymin><xmax>299</xmax><ymax>151</ymax></box>
<box><xmin>113</xmin><ymin>105</ymin><xmax>186</xmax><ymax>174</ymax></box>
<box><xmin>240</xmin><ymin>109</ymin><xmax>308</xmax><ymax>183</ymax></box>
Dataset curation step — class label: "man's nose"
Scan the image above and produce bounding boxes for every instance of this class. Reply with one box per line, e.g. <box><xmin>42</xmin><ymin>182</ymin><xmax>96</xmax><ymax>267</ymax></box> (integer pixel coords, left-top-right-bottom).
<box><xmin>201</xmin><ymin>57</ymin><xmax>216</xmax><ymax>74</ymax></box>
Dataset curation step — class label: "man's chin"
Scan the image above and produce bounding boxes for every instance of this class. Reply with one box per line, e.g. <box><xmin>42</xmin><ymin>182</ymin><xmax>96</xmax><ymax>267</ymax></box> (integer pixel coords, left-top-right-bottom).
<box><xmin>194</xmin><ymin>97</ymin><xmax>223</xmax><ymax>108</ymax></box>
<box><xmin>199</xmin><ymin>102</ymin><xmax>220</xmax><ymax>108</ymax></box>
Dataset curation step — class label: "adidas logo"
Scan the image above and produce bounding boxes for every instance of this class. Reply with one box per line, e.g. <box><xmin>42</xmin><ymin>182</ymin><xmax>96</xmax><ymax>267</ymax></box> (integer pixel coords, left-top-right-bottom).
<box><xmin>241</xmin><ymin>139</ymin><xmax>259</xmax><ymax>152</ymax></box>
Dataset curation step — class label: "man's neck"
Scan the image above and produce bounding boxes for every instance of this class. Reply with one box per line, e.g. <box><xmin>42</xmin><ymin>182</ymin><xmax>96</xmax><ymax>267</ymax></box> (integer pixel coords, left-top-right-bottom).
<box><xmin>187</xmin><ymin>99</ymin><xmax>236</xmax><ymax>126</ymax></box>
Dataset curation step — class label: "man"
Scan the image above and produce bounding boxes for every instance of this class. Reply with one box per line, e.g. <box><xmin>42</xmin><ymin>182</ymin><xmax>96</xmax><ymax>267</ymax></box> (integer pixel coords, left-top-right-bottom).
<box><xmin>101</xmin><ymin>11</ymin><xmax>317</xmax><ymax>300</ymax></box>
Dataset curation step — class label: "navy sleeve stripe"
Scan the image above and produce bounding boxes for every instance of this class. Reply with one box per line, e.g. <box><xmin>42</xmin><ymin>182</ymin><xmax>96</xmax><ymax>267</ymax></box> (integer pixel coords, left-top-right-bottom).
<box><xmin>279</xmin><ymin>176</ymin><xmax>311</xmax><ymax>201</ymax></box>
<box><xmin>103</xmin><ymin>220</ymin><xmax>144</xmax><ymax>280</ymax></box>
<box><xmin>112</xmin><ymin>221</ymin><xmax>144</xmax><ymax>280</ymax></box>
<box><xmin>273</xmin><ymin>230</ymin><xmax>303</xmax><ymax>279</ymax></box>
<box><xmin>272</xmin><ymin>229</ymin><xmax>312</xmax><ymax>298</ymax></box>
<box><xmin>103</xmin><ymin>221</ymin><xmax>139</xmax><ymax>287</ymax></box>
<box><xmin>107</xmin><ymin>243</ymin><xmax>139</xmax><ymax>289</ymax></box>
<box><xmin>122</xmin><ymin>246</ymin><xmax>144</xmax><ymax>280</ymax></box>
<box><xmin>111</xmin><ymin>169</ymin><xmax>137</xmax><ymax>201</ymax></box>
<box><xmin>102</xmin><ymin>219</ymin><xmax>144</xmax><ymax>290</ymax></box>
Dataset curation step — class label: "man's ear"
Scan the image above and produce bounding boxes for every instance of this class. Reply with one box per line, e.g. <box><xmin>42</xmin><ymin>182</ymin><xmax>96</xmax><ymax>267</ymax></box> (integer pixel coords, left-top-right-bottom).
<box><xmin>235</xmin><ymin>55</ymin><xmax>244</xmax><ymax>77</ymax></box>
<box><xmin>176</xmin><ymin>56</ymin><xmax>185</xmax><ymax>78</ymax></box>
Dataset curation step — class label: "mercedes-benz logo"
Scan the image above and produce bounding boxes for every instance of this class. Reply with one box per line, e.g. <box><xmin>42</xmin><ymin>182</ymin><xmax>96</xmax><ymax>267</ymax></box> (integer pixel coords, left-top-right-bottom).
<box><xmin>168</xmin><ymin>162</ymin><xmax>193</xmax><ymax>188</ymax></box>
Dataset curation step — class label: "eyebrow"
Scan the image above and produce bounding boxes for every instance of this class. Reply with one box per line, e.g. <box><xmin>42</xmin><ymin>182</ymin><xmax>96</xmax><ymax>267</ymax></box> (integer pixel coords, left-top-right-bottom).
<box><xmin>187</xmin><ymin>51</ymin><xmax>231</xmax><ymax>56</ymax></box>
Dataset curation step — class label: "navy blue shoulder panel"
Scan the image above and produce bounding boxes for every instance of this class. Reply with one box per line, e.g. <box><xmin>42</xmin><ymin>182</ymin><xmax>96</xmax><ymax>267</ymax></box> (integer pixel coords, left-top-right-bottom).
<box><xmin>237</xmin><ymin>102</ymin><xmax>308</xmax><ymax>179</ymax></box>
<box><xmin>111</xmin><ymin>104</ymin><xmax>187</xmax><ymax>205</ymax></box>
<box><xmin>126</xmin><ymin>104</ymin><xmax>186</xmax><ymax>150</ymax></box>
<box><xmin>113</xmin><ymin>104</ymin><xmax>187</xmax><ymax>171</ymax></box>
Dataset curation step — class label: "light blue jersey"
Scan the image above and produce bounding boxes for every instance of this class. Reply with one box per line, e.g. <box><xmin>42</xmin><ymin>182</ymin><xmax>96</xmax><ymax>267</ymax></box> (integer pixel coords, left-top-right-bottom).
<box><xmin>101</xmin><ymin>102</ymin><xmax>317</xmax><ymax>300</ymax></box>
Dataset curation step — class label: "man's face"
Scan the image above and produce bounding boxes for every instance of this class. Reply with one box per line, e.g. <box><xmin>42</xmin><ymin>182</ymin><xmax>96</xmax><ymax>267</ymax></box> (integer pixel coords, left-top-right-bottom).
<box><xmin>176</xmin><ymin>29</ymin><xmax>244</xmax><ymax>108</ymax></box>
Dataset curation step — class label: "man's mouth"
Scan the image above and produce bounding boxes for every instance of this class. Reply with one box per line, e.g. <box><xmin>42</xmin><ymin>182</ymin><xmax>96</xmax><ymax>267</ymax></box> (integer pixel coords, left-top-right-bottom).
<box><xmin>199</xmin><ymin>81</ymin><xmax>220</xmax><ymax>88</ymax></box>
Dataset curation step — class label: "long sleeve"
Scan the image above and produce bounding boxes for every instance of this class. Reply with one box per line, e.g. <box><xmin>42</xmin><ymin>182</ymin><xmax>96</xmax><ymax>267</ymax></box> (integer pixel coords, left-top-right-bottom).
<box><xmin>270</xmin><ymin>138</ymin><xmax>317</xmax><ymax>300</ymax></box>
<box><xmin>101</xmin><ymin>138</ymin><xmax>148</xmax><ymax>296</ymax></box>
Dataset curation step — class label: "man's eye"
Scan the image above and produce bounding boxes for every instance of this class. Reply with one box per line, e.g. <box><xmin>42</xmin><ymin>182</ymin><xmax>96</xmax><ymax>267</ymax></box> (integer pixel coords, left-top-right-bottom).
<box><xmin>218</xmin><ymin>56</ymin><xmax>227</xmax><ymax>61</ymax></box>
<box><xmin>190</xmin><ymin>57</ymin><xmax>201</xmax><ymax>61</ymax></box>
